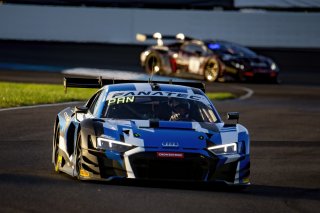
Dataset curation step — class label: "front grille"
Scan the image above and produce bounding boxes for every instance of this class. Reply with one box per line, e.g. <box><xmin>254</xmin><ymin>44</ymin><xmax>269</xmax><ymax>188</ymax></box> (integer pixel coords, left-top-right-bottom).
<box><xmin>97</xmin><ymin>154</ymin><xmax>127</xmax><ymax>178</ymax></box>
<box><xmin>209</xmin><ymin>161</ymin><xmax>238</xmax><ymax>183</ymax></box>
<box><xmin>129</xmin><ymin>152</ymin><xmax>216</xmax><ymax>181</ymax></box>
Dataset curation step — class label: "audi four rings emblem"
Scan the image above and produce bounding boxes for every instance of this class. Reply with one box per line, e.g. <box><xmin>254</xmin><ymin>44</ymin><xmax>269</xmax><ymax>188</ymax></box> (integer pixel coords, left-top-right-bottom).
<box><xmin>162</xmin><ymin>142</ymin><xmax>179</xmax><ymax>147</ymax></box>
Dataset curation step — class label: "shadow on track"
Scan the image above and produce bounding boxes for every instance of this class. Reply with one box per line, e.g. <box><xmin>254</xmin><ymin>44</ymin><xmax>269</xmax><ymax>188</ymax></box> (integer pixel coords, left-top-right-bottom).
<box><xmin>102</xmin><ymin>179</ymin><xmax>320</xmax><ymax>201</ymax></box>
<box><xmin>3</xmin><ymin>171</ymin><xmax>316</xmax><ymax>201</ymax></box>
<box><xmin>1</xmin><ymin>171</ymin><xmax>319</xmax><ymax>204</ymax></box>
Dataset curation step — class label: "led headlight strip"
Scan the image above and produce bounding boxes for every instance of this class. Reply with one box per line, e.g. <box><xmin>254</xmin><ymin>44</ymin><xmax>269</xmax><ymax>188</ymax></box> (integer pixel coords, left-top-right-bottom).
<box><xmin>208</xmin><ymin>143</ymin><xmax>237</xmax><ymax>155</ymax></box>
<box><xmin>97</xmin><ymin>137</ymin><xmax>133</xmax><ymax>152</ymax></box>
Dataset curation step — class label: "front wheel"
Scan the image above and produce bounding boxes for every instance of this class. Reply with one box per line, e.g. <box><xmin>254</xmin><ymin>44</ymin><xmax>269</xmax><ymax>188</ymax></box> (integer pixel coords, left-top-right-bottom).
<box><xmin>75</xmin><ymin>132</ymin><xmax>83</xmax><ymax>180</ymax></box>
<box><xmin>204</xmin><ymin>59</ymin><xmax>220</xmax><ymax>82</ymax></box>
<box><xmin>144</xmin><ymin>53</ymin><xmax>162</xmax><ymax>74</ymax></box>
<box><xmin>53</xmin><ymin>123</ymin><xmax>63</xmax><ymax>172</ymax></box>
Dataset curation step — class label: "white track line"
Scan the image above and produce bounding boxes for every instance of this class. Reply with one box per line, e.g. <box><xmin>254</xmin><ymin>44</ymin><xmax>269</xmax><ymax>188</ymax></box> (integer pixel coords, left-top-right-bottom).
<box><xmin>233</xmin><ymin>86</ymin><xmax>254</xmax><ymax>100</ymax></box>
<box><xmin>0</xmin><ymin>101</ymin><xmax>83</xmax><ymax>112</ymax></box>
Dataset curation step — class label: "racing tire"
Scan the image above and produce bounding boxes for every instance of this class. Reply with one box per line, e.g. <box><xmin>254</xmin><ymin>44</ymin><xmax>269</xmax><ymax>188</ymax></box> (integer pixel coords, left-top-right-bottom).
<box><xmin>53</xmin><ymin>122</ymin><xmax>62</xmax><ymax>173</ymax></box>
<box><xmin>237</xmin><ymin>71</ymin><xmax>246</xmax><ymax>82</ymax></box>
<box><xmin>270</xmin><ymin>76</ymin><xmax>281</xmax><ymax>84</ymax></box>
<box><xmin>204</xmin><ymin>59</ymin><xmax>220</xmax><ymax>82</ymax></box>
<box><xmin>144</xmin><ymin>53</ymin><xmax>162</xmax><ymax>74</ymax></box>
<box><xmin>75</xmin><ymin>131</ymin><xmax>83</xmax><ymax>180</ymax></box>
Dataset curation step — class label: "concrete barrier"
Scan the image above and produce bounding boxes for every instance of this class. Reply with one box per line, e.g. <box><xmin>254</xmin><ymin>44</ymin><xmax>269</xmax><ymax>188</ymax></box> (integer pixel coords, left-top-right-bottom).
<box><xmin>1</xmin><ymin>4</ymin><xmax>320</xmax><ymax>48</ymax></box>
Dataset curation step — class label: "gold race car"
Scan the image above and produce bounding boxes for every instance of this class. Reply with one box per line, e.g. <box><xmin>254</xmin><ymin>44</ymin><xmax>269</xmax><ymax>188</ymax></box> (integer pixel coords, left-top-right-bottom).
<box><xmin>137</xmin><ymin>33</ymin><xmax>279</xmax><ymax>83</ymax></box>
<box><xmin>137</xmin><ymin>33</ymin><xmax>221</xmax><ymax>82</ymax></box>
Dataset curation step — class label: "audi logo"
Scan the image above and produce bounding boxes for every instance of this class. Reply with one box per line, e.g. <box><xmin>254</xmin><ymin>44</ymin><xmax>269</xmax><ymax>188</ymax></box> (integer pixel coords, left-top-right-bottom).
<box><xmin>161</xmin><ymin>142</ymin><xmax>179</xmax><ymax>147</ymax></box>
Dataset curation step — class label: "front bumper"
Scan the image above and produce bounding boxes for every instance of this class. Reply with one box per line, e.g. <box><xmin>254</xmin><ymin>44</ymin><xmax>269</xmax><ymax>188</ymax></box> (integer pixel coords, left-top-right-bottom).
<box><xmin>243</xmin><ymin>69</ymin><xmax>278</xmax><ymax>81</ymax></box>
<box><xmin>79</xmin><ymin>147</ymin><xmax>250</xmax><ymax>185</ymax></box>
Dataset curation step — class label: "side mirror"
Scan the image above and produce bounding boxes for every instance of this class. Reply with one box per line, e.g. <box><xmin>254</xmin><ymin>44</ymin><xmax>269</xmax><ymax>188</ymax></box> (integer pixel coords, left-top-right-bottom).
<box><xmin>227</xmin><ymin>112</ymin><xmax>239</xmax><ymax>123</ymax></box>
<box><xmin>75</xmin><ymin>106</ymin><xmax>88</xmax><ymax>114</ymax></box>
<box><xmin>74</xmin><ymin>106</ymin><xmax>88</xmax><ymax>121</ymax></box>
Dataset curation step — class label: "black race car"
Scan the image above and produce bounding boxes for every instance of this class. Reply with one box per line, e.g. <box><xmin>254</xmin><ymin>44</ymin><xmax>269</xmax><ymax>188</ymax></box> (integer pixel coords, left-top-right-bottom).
<box><xmin>137</xmin><ymin>33</ymin><xmax>279</xmax><ymax>83</ymax></box>
<box><xmin>205</xmin><ymin>40</ymin><xmax>280</xmax><ymax>83</ymax></box>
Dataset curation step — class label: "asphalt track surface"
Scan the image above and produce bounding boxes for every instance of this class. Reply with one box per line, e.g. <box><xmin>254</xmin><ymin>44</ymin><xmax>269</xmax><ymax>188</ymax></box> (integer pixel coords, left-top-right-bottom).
<box><xmin>0</xmin><ymin>44</ymin><xmax>320</xmax><ymax>212</ymax></box>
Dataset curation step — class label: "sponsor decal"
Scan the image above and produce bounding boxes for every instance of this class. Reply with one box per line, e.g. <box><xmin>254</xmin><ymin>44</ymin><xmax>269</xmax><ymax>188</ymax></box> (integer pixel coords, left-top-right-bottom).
<box><xmin>109</xmin><ymin>91</ymin><xmax>203</xmax><ymax>101</ymax></box>
<box><xmin>157</xmin><ymin>152</ymin><xmax>184</xmax><ymax>158</ymax></box>
<box><xmin>64</xmin><ymin>112</ymin><xmax>71</xmax><ymax>122</ymax></box>
<box><xmin>189</xmin><ymin>57</ymin><xmax>201</xmax><ymax>74</ymax></box>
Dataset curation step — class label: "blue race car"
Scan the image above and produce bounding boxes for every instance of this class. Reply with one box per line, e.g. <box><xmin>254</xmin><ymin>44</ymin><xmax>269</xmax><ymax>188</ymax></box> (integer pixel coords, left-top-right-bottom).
<box><xmin>53</xmin><ymin>77</ymin><xmax>250</xmax><ymax>186</ymax></box>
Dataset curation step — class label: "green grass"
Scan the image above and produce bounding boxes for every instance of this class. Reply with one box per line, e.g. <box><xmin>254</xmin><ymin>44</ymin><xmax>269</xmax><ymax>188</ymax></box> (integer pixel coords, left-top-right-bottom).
<box><xmin>0</xmin><ymin>81</ymin><xmax>96</xmax><ymax>108</ymax></box>
<box><xmin>206</xmin><ymin>92</ymin><xmax>235</xmax><ymax>100</ymax></box>
<box><xmin>0</xmin><ymin>81</ymin><xmax>235</xmax><ymax>108</ymax></box>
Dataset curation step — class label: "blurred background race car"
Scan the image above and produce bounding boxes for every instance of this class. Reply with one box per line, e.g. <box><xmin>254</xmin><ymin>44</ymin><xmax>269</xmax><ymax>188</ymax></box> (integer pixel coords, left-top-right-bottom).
<box><xmin>137</xmin><ymin>33</ymin><xmax>280</xmax><ymax>83</ymax></box>
<box><xmin>137</xmin><ymin>33</ymin><xmax>221</xmax><ymax>82</ymax></box>
<box><xmin>205</xmin><ymin>40</ymin><xmax>280</xmax><ymax>83</ymax></box>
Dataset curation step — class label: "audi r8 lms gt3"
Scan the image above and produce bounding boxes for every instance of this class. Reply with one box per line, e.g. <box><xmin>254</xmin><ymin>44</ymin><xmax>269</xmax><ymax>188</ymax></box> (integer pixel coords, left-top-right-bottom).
<box><xmin>205</xmin><ymin>40</ymin><xmax>280</xmax><ymax>83</ymax></box>
<box><xmin>137</xmin><ymin>33</ymin><xmax>222</xmax><ymax>82</ymax></box>
<box><xmin>52</xmin><ymin>77</ymin><xmax>250</xmax><ymax>186</ymax></box>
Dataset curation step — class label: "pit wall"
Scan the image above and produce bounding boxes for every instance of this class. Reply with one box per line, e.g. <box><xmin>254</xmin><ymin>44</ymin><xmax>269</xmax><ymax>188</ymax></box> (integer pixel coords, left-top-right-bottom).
<box><xmin>1</xmin><ymin>4</ymin><xmax>320</xmax><ymax>48</ymax></box>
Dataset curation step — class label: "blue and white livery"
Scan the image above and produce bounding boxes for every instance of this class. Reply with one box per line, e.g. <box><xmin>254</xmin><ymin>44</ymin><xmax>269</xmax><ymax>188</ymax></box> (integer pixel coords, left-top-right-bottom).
<box><xmin>52</xmin><ymin>78</ymin><xmax>250</xmax><ymax>186</ymax></box>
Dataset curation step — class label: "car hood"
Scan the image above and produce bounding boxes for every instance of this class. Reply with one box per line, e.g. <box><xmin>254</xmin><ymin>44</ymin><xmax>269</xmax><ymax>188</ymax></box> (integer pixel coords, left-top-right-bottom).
<box><xmin>100</xmin><ymin>119</ymin><xmax>242</xmax><ymax>149</ymax></box>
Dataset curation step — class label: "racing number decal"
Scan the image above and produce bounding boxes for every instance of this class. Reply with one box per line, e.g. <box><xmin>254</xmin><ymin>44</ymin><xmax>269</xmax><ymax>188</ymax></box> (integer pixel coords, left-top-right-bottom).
<box><xmin>188</xmin><ymin>57</ymin><xmax>201</xmax><ymax>74</ymax></box>
<box><xmin>108</xmin><ymin>96</ymin><xmax>135</xmax><ymax>106</ymax></box>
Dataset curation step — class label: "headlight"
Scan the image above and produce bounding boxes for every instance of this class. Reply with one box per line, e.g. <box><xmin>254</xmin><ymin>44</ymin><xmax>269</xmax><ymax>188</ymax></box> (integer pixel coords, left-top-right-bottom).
<box><xmin>97</xmin><ymin>138</ymin><xmax>134</xmax><ymax>152</ymax></box>
<box><xmin>208</xmin><ymin>143</ymin><xmax>237</xmax><ymax>155</ymax></box>
<box><xmin>231</xmin><ymin>62</ymin><xmax>244</xmax><ymax>70</ymax></box>
<box><xmin>271</xmin><ymin>63</ymin><xmax>277</xmax><ymax>70</ymax></box>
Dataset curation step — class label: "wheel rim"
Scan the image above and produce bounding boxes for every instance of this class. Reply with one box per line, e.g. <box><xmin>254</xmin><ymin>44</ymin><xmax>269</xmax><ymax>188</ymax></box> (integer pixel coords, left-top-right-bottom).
<box><xmin>54</xmin><ymin>125</ymin><xmax>60</xmax><ymax>172</ymax></box>
<box><xmin>146</xmin><ymin>55</ymin><xmax>159</xmax><ymax>74</ymax></box>
<box><xmin>205</xmin><ymin>61</ymin><xmax>219</xmax><ymax>82</ymax></box>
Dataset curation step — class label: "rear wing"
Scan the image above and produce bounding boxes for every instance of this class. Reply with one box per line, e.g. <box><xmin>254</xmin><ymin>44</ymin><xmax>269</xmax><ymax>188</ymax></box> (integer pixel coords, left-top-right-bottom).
<box><xmin>136</xmin><ymin>32</ymin><xmax>193</xmax><ymax>46</ymax></box>
<box><xmin>64</xmin><ymin>77</ymin><xmax>205</xmax><ymax>93</ymax></box>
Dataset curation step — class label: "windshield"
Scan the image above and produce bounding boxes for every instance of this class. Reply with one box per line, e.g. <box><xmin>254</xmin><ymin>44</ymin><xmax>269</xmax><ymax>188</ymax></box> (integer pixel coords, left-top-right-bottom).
<box><xmin>208</xmin><ymin>41</ymin><xmax>256</xmax><ymax>57</ymax></box>
<box><xmin>102</xmin><ymin>96</ymin><xmax>218</xmax><ymax>123</ymax></box>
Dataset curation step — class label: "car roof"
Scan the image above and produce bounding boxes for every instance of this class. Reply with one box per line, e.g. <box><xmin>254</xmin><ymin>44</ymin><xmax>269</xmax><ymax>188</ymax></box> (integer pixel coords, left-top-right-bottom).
<box><xmin>104</xmin><ymin>83</ymin><xmax>205</xmax><ymax>95</ymax></box>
